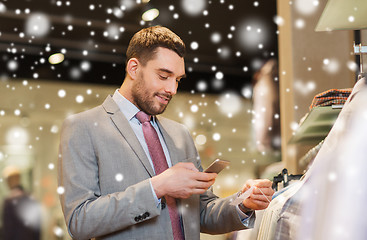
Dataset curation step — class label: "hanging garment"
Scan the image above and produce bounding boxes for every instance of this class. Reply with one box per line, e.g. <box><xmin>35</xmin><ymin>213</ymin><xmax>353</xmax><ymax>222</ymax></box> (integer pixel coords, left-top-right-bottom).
<box><xmin>273</xmin><ymin>78</ymin><xmax>366</xmax><ymax>240</ymax></box>
<box><xmin>256</xmin><ymin>181</ymin><xmax>303</xmax><ymax>240</ymax></box>
<box><xmin>274</xmin><ymin>185</ymin><xmax>304</xmax><ymax>240</ymax></box>
<box><xmin>309</xmin><ymin>88</ymin><xmax>352</xmax><ymax>110</ymax></box>
<box><xmin>297</xmin><ymin>78</ymin><xmax>367</xmax><ymax>240</ymax></box>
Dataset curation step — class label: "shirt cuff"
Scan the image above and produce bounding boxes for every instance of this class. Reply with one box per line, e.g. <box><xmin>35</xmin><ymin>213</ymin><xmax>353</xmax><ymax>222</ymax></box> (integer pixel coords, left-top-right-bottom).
<box><xmin>149</xmin><ymin>179</ymin><xmax>161</xmax><ymax>208</ymax></box>
<box><xmin>236</xmin><ymin>205</ymin><xmax>254</xmax><ymax>227</ymax></box>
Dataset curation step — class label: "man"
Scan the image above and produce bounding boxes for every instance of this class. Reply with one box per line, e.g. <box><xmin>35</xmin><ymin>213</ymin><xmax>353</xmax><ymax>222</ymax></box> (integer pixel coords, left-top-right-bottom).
<box><xmin>2</xmin><ymin>166</ymin><xmax>41</xmax><ymax>240</ymax></box>
<box><xmin>58</xmin><ymin>26</ymin><xmax>274</xmax><ymax>240</ymax></box>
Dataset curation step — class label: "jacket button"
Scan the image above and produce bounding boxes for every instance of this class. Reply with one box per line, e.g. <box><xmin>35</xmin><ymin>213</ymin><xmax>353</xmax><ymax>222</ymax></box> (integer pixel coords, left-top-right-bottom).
<box><xmin>161</xmin><ymin>202</ymin><xmax>166</xmax><ymax>209</ymax></box>
<box><xmin>134</xmin><ymin>216</ymin><xmax>139</xmax><ymax>222</ymax></box>
<box><xmin>143</xmin><ymin>212</ymin><xmax>150</xmax><ymax>218</ymax></box>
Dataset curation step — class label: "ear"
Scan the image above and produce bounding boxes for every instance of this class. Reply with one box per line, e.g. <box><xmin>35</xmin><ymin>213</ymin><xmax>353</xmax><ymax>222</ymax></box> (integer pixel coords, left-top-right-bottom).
<box><xmin>126</xmin><ymin>58</ymin><xmax>139</xmax><ymax>80</ymax></box>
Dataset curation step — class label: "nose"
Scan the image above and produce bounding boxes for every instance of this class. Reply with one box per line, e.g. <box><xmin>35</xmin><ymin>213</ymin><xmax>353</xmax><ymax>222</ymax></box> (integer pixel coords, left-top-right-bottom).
<box><xmin>164</xmin><ymin>79</ymin><xmax>178</xmax><ymax>96</ymax></box>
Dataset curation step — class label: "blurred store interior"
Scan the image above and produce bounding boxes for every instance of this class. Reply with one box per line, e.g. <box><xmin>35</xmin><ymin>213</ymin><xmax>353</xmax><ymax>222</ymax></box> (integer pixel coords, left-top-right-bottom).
<box><xmin>0</xmin><ymin>0</ymin><xmax>366</xmax><ymax>239</ymax></box>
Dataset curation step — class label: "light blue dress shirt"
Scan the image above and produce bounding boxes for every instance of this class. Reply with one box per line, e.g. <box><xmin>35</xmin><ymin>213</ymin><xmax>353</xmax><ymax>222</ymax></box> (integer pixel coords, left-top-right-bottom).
<box><xmin>112</xmin><ymin>90</ymin><xmax>252</xmax><ymax>225</ymax></box>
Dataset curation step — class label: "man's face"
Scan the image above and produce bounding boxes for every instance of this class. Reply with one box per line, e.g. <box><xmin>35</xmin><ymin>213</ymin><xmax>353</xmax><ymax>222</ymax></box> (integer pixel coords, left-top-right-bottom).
<box><xmin>131</xmin><ymin>47</ymin><xmax>186</xmax><ymax>115</ymax></box>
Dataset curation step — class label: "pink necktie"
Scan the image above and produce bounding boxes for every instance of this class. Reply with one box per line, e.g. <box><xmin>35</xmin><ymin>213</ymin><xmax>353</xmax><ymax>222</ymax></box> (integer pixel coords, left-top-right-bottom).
<box><xmin>136</xmin><ymin>111</ymin><xmax>184</xmax><ymax>240</ymax></box>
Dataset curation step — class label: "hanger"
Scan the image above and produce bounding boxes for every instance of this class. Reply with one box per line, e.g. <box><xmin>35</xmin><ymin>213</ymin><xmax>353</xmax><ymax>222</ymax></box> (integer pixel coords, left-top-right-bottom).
<box><xmin>272</xmin><ymin>168</ymin><xmax>303</xmax><ymax>191</ymax></box>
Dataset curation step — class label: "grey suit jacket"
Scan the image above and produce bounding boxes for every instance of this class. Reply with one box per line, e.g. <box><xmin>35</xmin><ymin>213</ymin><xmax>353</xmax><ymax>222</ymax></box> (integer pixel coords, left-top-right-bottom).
<box><xmin>58</xmin><ymin>95</ymin><xmax>252</xmax><ymax>240</ymax></box>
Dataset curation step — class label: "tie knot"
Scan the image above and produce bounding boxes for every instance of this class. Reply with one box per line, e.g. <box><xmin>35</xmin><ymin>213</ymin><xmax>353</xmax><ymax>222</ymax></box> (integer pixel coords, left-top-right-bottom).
<box><xmin>136</xmin><ymin>111</ymin><xmax>151</xmax><ymax>123</ymax></box>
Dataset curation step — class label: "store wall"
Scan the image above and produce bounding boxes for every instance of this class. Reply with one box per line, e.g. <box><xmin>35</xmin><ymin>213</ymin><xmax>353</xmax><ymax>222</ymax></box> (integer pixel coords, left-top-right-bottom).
<box><xmin>277</xmin><ymin>0</ymin><xmax>355</xmax><ymax>173</ymax></box>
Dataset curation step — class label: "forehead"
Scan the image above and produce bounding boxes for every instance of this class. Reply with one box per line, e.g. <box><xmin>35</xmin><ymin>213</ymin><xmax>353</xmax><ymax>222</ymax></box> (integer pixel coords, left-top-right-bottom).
<box><xmin>146</xmin><ymin>47</ymin><xmax>185</xmax><ymax>76</ymax></box>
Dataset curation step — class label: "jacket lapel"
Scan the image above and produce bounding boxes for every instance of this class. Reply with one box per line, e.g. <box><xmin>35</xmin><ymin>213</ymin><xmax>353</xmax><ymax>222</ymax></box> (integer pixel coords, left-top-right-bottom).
<box><xmin>102</xmin><ymin>96</ymin><xmax>155</xmax><ymax>177</ymax></box>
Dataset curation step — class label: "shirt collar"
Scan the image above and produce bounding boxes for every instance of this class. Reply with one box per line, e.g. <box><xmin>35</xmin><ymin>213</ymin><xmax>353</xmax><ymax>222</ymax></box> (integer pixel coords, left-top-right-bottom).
<box><xmin>112</xmin><ymin>89</ymin><xmax>140</xmax><ymax>121</ymax></box>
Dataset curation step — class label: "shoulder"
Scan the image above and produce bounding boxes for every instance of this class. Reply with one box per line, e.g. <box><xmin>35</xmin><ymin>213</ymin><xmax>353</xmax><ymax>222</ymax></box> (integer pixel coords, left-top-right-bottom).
<box><xmin>63</xmin><ymin>95</ymin><xmax>116</xmax><ymax>126</ymax></box>
<box><xmin>63</xmin><ymin>105</ymin><xmax>104</xmax><ymax>126</ymax></box>
<box><xmin>60</xmin><ymin>104</ymin><xmax>109</xmax><ymax>142</ymax></box>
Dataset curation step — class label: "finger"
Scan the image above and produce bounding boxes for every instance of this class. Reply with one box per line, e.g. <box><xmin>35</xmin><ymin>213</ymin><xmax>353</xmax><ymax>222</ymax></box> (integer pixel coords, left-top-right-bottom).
<box><xmin>250</xmin><ymin>193</ymin><xmax>272</xmax><ymax>203</ymax></box>
<box><xmin>253</xmin><ymin>187</ymin><xmax>275</xmax><ymax>196</ymax></box>
<box><xmin>242</xmin><ymin>179</ymin><xmax>273</xmax><ymax>194</ymax></box>
<box><xmin>192</xmin><ymin>179</ymin><xmax>215</xmax><ymax>190</ymax></box>
<box><xmin>252</xmin><ymin>179</ymin><xmax>273</xmax><ymax>188</ymax></box>
<box><xmin>244</xmin><ymin>199</ymin><xmax>270</xmax><ymax>210</ymax></box>
<box><xmin>245</xmin><ymin>179</ymin><xmax>256</xmax><ymax>187</ymax></box>
<box><xmin>242</xmin><ymin>179</ymin><xmax>269</xmax><ymax>189</ymax></box>
<box><xmin>241</xmin><ymin>179</ymin><xmax>256</xmax><ymax>192</ymax></box>
<box><xmin>195</xmin><ymin>172</ymin><xmax>217</xmax><ymax>182</ymax></box>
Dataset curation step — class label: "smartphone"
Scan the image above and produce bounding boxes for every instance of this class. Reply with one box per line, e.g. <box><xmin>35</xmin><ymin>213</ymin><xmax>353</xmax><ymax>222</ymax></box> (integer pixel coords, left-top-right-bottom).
<box><xmin>204</xmin><ymin>159</ymin><xmax>230</xmax><ymax>174</ymax></box>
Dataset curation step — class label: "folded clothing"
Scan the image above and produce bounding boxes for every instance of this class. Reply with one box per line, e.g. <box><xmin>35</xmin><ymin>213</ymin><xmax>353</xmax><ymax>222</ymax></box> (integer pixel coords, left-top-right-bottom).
<box><xmin>309</xmin><ymin>88</ymin><xmax>352</xmax><ymax>110</ymax></box>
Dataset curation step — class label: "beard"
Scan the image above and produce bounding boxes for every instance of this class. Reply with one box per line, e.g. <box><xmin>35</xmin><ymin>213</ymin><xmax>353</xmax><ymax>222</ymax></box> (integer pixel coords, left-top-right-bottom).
<box><xmin>131</xmin><ymin>72</ymin><xmax>172</xmax><ymax>115</ymax></box>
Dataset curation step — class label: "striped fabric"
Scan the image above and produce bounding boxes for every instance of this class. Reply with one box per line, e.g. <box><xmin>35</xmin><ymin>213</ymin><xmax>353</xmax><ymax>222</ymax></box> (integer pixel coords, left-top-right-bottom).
<box><xmin>309</xmin><ymin>88</ymin><xmax>352</xmax><ymax>110</ymax></box>
<box><xmin>274</xmin><ymin>189</ymin><xmax>303</xmax><ymax>240</ymax></box>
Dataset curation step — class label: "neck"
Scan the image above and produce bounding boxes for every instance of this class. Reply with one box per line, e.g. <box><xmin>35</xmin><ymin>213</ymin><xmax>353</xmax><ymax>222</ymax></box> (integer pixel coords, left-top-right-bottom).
<box><xmin>118</xmin><ymin>78</ymin><xmax>133</xmax><ymax>102</ymax></box>
<box><xmin>118</xmin><ymin>79</ymin><xmax>144</xmax><ymax>113</ymax></box>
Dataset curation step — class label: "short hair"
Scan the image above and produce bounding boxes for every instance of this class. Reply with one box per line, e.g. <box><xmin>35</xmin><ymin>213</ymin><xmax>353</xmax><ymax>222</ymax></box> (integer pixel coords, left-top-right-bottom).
<box><xmin>2</xmin><ymin>165</ymin><xmax>20</xmax><ymax>179</ymax></box>
<box><xmin>126</xmin><ymin>26</ymin><xmax>186</xmax><ymax>66</ymax></box>
<box><xmin>2</xmin><ymin>166</ymin><xmax>21</xmax><ymax>189</ymax></box>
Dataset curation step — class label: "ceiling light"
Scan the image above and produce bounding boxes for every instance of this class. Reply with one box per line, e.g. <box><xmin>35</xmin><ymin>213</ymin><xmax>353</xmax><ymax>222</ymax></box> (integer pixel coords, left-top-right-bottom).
<box><xmin>142</xmin><ymin>8</ymin><xmax>159</xmax><ymax>21</ymax></box>
<box><xmin>48</xmin><ymin>53</ymin><xmax>64</xmax><ymax>64</ymax></box>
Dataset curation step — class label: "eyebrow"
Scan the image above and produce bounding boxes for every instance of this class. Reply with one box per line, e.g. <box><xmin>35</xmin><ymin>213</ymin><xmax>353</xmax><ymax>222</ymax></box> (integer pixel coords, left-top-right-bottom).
<box><xmin>157</xmin><ymin>68</ymin><xmax>186</xmax><ymax>79</ymax></box>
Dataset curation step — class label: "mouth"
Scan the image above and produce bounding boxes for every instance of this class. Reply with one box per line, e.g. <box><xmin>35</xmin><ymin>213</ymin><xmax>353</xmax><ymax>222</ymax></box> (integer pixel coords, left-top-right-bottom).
<box><xmin>156</xmin><ymin>94</ymin><xmax>171</xmax><ymax>104</ymax></box>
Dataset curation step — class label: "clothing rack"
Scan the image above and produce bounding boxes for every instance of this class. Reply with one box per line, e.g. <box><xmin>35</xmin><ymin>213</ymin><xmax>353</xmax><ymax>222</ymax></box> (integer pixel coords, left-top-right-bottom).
<box><xmin>272</xmin><ymin>168</ymin><xmax>303</xmax><ymax>191</ymax></box>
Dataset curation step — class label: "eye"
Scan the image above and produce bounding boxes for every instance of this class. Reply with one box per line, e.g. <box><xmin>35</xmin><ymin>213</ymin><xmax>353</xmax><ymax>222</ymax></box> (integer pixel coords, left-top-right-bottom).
<box><xmin>158</xmin><ymin>74</ymin><xmax>168</xmax><ymax>80</ymax></box>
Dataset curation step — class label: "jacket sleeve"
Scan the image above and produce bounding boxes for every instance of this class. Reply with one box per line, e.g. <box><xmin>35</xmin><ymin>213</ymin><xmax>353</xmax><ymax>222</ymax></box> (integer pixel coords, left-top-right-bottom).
<box><xmin>58</xmin><ymin>115</ymin><xmax>161</xmax><ymax>240</ymax></box>
<box><xmin>199</xmin><ymin>190</ymin><xmax>255</xmax><ymax>234</ymax></box>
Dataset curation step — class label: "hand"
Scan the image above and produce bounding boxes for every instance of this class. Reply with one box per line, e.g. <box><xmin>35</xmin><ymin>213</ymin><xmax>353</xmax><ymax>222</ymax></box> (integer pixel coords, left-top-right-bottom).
<box><xmin>151</xmin><ymin>162</ymin><xmax>217</xmax><ymax>199</ymax></box>
<box><xmin>241</xmin><ymin>179</ymin><xmax>274</xmax><ymax>211</ymax></box>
